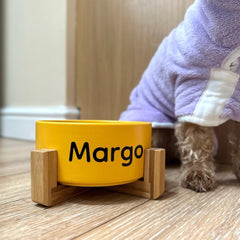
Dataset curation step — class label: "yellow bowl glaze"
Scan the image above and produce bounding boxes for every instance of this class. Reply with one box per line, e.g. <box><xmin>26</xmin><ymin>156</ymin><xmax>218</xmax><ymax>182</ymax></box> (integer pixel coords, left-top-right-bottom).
<box><xmin>36</xmin><ymin>120</ymin><xmax>152</xmax><ymax>187</ymax></box>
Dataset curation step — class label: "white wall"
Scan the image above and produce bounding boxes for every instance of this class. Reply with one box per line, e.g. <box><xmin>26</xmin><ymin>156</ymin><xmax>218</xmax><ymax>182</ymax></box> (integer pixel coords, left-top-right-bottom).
<box><xmin>2</xmin><ymin>0</ymin><xmax>67</xmax><ymax>107</ymax></box>
<box><xmin>0</xmin><ymin>0</ymin><xmax>80</xmax><ymax>140</ymax></box>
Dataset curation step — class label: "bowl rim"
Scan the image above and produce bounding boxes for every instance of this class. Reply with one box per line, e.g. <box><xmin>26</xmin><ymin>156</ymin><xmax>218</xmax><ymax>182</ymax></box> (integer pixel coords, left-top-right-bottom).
<box><xmin>36</xmin><ymin>120</ymin><xmax>151</xmax><ymax>126</ymax></box>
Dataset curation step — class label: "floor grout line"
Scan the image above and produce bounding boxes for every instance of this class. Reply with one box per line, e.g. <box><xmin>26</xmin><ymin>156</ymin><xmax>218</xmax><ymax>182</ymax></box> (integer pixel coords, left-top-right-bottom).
<box><xmin>69</xmin><ymin>186</ymin><xmax>182</xmax><ymax>239</ymax></box>
<box><xmin>0</xmin><ymin>171</ymin><xmax>30</xmax><ymax>179</ymax></box>
<box><xmin>70</xmin><ymin>198</ymin><xmax>151</xmax><ymax>240</ymax></box>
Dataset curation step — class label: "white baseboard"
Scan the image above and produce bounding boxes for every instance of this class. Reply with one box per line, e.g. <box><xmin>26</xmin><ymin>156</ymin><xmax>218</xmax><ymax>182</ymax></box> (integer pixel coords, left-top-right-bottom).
<box><xmin>0</xmin><ymin>106</ymin><xmax>80</xmax><ymax>141</ymax></box>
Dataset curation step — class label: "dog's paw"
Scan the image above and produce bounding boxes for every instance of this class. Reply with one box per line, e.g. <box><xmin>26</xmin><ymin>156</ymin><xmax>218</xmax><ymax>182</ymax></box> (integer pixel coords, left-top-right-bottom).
<box><xmin>181</xmin><ymin>169</ymin><xmax>215</xmax><ymax>192</ymax></box>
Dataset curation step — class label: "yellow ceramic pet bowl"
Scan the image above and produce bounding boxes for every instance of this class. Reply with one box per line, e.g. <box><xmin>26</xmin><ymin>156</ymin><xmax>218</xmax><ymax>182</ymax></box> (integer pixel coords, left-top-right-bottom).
<box><xmin>36</xmin><ymin>120</ymin><xmax>152</xmax><ymax>187</ymax></box>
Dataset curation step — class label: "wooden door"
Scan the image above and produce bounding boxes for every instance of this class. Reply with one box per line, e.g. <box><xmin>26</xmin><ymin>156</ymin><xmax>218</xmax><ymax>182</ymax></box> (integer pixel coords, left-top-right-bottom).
<box><xmin>76</xmin><ymin>0</ymin><xmax>194</xmax><ymax>120</ymax></box>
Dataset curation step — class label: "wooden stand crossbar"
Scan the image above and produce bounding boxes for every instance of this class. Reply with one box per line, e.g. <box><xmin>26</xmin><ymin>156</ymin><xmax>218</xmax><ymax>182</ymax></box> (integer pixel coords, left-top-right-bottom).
<box><xmin>107</xmin><ymin>148</ymin><xmax>165</xmax><ymax>199</ymax></box>
<box><xmin>31</xmin><ymin>148</ymin><xmax>165</xmax><ymax>207</ymax></box>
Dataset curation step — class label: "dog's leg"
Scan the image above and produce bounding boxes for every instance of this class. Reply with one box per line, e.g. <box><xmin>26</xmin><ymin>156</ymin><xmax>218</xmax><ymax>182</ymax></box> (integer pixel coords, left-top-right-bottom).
<box><xmin>230</xmin><ymin>121</ymin><xmax>240</xmax><ymax>181</ymax></box>
<box><xmin>175</xmin><ymin>122</ymin><xmax>215</xmax><ymax>192</ymax></box>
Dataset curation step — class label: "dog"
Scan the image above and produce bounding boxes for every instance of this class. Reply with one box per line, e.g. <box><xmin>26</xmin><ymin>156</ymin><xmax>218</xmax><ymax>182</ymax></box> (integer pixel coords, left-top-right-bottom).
<box><xmin>120</xmin><ymin>0</ymin><xmax>240</xmax><ymax>192</ymax></box>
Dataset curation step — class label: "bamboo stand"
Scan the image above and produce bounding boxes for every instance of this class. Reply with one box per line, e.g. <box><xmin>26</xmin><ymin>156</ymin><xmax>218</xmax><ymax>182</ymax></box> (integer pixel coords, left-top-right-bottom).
<box><xmin>31</xmin><ymin>148</ymin><xmax>165</xmax><ymax>207</ymax></box>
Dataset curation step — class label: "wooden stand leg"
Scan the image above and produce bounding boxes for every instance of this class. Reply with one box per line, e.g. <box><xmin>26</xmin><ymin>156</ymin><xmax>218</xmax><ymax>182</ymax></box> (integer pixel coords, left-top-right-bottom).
<box><xmin>31</xmin><ymin>148</ymin><xmax>165</xmax><ymax>206</ymax></box>
<box><xmin>31</xmin><ymin>149</ymin><xmax>89</xmax><ymax>207</ymax></box>
<box><xmin>107</xmin><ymin>148</ymin><xmax>165</xmax><ymax>199</ymax></box>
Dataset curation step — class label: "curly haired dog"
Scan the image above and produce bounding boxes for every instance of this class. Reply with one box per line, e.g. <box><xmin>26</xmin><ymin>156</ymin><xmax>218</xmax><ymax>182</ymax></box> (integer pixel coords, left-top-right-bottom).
<box><xmin>120</xmin><ymin>0</ymin><xmax>240</xmax><ymax>192</ymax></box>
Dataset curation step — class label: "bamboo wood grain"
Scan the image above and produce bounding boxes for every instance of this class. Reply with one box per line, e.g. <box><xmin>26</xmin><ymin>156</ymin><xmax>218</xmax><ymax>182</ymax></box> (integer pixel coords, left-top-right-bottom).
<box><xmin>148</xmin><ymin>148</ymin><xmax>165</xmax><ymax>199</ymax></box>
<box><xmin>108</xmin><ymin>181</ymin><xmax>151</xmax><ymax>199</ymax></box>
<box><xmin>109</xmin><ymin>148</ymin><xmax>165</xmax><ymax>199</ymax></box>
<box><xmin>31</xmin><ymin>148</ymin><xmax>165</xmax><ymax>206</ymax></box>
<box><xmin>31</xmin><ymin>149</ymin><xmax>58</xmax><ymax>206</ymax></box>
<box><xmin>31</xmin><ymin>149</ymin><xmax>89</xmax><ymax>206</ymax></box>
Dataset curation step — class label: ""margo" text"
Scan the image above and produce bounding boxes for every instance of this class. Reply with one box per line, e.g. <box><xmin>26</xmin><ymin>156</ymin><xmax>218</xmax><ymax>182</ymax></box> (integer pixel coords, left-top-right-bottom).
<box><xmin>69</xmin><ymin>141</ymin><xmax>143</xmax><ymax>167</ymax></box>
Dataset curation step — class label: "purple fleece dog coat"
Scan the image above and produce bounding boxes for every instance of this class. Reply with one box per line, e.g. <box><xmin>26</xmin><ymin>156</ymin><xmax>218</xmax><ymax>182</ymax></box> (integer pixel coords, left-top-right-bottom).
<box><xmin>120</xmin><ymin>0</ymin><xmax>240</xmax><ymax>128</ymax></box>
